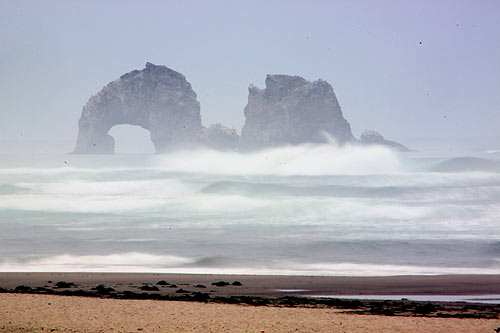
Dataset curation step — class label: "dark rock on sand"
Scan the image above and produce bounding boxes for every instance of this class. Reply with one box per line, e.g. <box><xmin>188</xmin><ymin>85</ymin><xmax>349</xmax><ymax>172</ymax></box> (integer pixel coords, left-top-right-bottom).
<box><xmin>14</xmin><ymin>285</ymin><xmax>33</xmax><ymax>293</ymax></box>
<box><xmin>232</xmin><ymin>281</ymin><xmax>242</xmax><ymax>286</ymax></box>
<box><xmin>191</xmin><ymin>292</ymin><xmax>211</xmax><ymax>302</ymax></box>
<box><xmin>228</xmin><ymin>295</ymin><xmax>270</xmax><ymax>306</ymax></box>
<box><xmin>240</xmin><ymin>74</ymin><xmax>354</xmax><ymax>150</ymax></box>
<box><xmin>121</xmin><ymin>290</ymin><xmax>143</xmax><ymax>299</ymax></box>
<box><xmin>212</xmin><ymin>281</ymin><xmax>230</xmax><ymax>287</ymax></box>
<box><xmin>414</xmin><ymin>303</ymin><xmax>437</xmax><ymax>315</ymax></box>
<box><xmin>91</xmin><ymin>284</ymin><xmax>115</xmax><ymax>295</ymax></box>
<box><xmin>360</xmin><ymin>130</ymin><xmax>409</xmax><ymax>151</ymax></box>
<box><xmin>156</xmin><ymin>280</ymin><xmax>169</xmax><ymax>286</ymax></box>
<box><xmin>54</xmin><ymin>281</ymin><xmax>75</xmax><ymax>288</ymax></box>
<box><xmin>34</xmin><ymin>287</ymin><xmax>55</xmax><ymax>294</ymax></box>
<box><xmin>140</xmin><ymin>284</ymin><xmax>160</xmax><ymax>291</ymax></box>
<box><xmin>73</xmin><ymin>62</ymin><xmax>203</xmax><ymax>154</ymax></box>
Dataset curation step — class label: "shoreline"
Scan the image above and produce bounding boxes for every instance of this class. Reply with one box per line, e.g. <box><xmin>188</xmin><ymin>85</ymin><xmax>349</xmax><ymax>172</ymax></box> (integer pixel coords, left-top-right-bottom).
<box><xmin>2</xmin><ymin>272</ymin><xmax>500</xmax><ymax>297</ymax></box>
<box><xmin>1</xmin><ymin>273</ymin><xmax>500</xmax><ymax>316</ymax></box>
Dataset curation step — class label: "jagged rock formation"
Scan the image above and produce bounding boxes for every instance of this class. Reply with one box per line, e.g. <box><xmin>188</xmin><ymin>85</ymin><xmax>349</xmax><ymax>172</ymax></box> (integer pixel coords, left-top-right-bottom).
<box><xmin>239</xmin><ymin>75</ymin><xmax>354</xmax><ymax>150</ymax></box>
<box><xmin>360</xmin><ymin>130</ymin><xmax>409</xmax><ymax>151</ymax></box>
<box><xmin>73</xmin><ymin>64</ymin><xmax>409</xmax><ymax>154</ymax></box>
<box><xmin>202</xmin><ymin>124</ymin><xmax>240</xmax><ymax>151</ymax></box>
<box><xmin>73</xmin><ymin>62</ymin><xmax>203</xmax><ymax>154</ymax></box>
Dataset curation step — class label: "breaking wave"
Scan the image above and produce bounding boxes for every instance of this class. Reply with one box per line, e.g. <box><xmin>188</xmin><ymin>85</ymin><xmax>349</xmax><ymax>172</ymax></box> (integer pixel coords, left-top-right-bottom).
<box><xmin>431</xmin><ymin>157</ymin><xmax>500</xmax><ymax>173</ymax></box>
<box><xmin>1</xmin><ymin>142</ymin><xmax>500</xmax><ymax>275</ymax></box>
<box><xmin>156</xmin><ymin>143</ymin><xmax>403</xmax><ymax>175</ymax></box>
<box><xmin>1</xmin><ymin>252</ymin><xmax>499</xmax><ymax>276</ymax></box>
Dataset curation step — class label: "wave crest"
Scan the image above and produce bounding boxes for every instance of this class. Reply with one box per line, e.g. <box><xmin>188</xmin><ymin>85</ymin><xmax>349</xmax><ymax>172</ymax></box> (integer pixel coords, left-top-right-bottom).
<box><xmin>157</xmin><ymin>143</ymin><xmax>402</xmax><ymax>176</ymax></box>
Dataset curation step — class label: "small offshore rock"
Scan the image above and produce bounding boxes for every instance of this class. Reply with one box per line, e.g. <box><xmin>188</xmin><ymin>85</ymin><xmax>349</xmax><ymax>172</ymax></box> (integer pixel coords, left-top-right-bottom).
<box><xmin>202</xmin><ymin>123</ymin><xmax>240</xmax><ymax>151</ymax></box>
<box><xmin>360</xmin><ymin>130</ymin><xmax>409</xmax><ymax>151</ymax></box>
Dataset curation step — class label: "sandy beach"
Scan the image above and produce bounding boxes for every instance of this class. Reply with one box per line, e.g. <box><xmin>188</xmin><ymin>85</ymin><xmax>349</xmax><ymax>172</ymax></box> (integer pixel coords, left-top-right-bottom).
<box><xmin>1</xmin><ymin>273</ymin><xmax>500</xmax><ymax>332</ymax></box>
<box><xmin>1</xmin><ymin>293</ymin><xmax>499</xmax><ymax>332</ymax></box>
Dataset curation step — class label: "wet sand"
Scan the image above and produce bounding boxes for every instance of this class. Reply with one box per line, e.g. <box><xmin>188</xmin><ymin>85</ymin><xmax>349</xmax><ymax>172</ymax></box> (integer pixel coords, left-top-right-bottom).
<box><xmin>1</xmin><ymin>272</ymin><xmax>500</xmax><ymax>297</ymax></box>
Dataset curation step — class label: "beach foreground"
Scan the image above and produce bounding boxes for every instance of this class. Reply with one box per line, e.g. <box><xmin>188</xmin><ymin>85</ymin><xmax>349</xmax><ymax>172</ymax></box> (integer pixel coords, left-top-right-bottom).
<box><xmin>1</xmin><ymin>293</ymin><xmax>499</xmax><ymax>332</ymax></box>
<box><xmin>1</xmin><ymin>273</ymin><xmax>500</xmax><ymax>331</ymax></box>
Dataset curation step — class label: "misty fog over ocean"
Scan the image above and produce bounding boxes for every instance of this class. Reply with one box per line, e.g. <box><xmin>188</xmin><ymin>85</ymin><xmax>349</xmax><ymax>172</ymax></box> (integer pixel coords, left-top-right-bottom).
<box><xmin>1</xmin><ymin>1</ymin><xmax>499</xmax><ymax>278</ymax></box>
<box><xmin>1</xmin><ymin>138</ymin><xmax>499</xmax><ymax>276</ymax></box>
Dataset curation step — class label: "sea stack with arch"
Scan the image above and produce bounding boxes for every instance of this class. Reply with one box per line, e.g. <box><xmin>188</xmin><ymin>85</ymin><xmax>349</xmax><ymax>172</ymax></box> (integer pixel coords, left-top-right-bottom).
<box><xmin>73</xmin><ymin>62</ymin><xmax>203</xmax><ymax>154</ymax></box>
<box><xmin>73</xmin><ymin>63</ymin><xmax>407</xmax><ymax>153</ymax></box>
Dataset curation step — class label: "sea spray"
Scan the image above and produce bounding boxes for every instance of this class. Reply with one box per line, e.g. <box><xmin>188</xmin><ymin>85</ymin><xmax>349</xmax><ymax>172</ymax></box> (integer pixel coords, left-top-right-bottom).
<box><xmin>156</xmin><ymin>143</ymin><xmax>402</xmax><ymax>176</ymax></box>
<box><xmin>0</xmin><ymin>143</ymin><xmax>499</xmax><ymax>275</ymax></box>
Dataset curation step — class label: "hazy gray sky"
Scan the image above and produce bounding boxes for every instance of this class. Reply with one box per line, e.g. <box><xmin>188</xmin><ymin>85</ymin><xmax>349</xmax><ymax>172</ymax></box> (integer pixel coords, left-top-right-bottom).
<box><xmin>1</xmin><ymin>0</ymin><xmax>499</xmax><ymax>144</ymax></box>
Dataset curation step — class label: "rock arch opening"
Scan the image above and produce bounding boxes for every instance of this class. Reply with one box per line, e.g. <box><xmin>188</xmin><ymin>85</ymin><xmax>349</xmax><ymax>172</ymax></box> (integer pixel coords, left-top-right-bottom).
<box><xmin>73</xmin><ymin>62</ymin><xmax>203</xmax><ymax>154</ymax></box>
<box><xmin>108</xmin><ymin>124</ymin><xmax>155</xmax><ymax>154</ymax></box>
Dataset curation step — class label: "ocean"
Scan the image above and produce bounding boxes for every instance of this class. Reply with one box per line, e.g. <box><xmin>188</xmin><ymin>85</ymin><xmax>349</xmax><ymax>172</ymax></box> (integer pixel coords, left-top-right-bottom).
<box><xmin>0</xmin><ymin>139</ymin><xmax>499</xmax><ymax>276</ymax></box>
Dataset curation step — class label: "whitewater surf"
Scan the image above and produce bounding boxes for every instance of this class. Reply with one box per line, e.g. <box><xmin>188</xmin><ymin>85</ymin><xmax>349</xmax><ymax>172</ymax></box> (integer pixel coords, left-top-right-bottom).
<box><xmin>1</xmin><ymin>142</ymin><xmax>499</xmax><ymax>276</ymax></box>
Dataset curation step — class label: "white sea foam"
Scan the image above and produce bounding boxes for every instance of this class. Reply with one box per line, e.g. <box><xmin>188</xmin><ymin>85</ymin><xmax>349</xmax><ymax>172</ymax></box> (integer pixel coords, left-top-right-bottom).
<box><xmin>0</xmin><ymin>143</ymin><xmax>499</xmax><ymax>276</ymax></box>
<box><xmin>0</xmin><ymin>179</ymin><xmax>192</xmax><ymax>213</ymax></box>
<box><xmin>0</xmin><ymin>167</ymin><xmax>93</xmax><ymax>175</ymax></box>
<box><xmin>2</xmin><ymin>253</ymin><xmax>499</xmax><ymax>276</ymax></box>
<box><xmin>157</xmin><ymin>143</ymin><xmax>402</xmax><ymax>176</ymax></box>
<box><xmin>0</xmin><ymin>194</ymin><xmax>167</xmax><ymax>213</ymax></box>
<box><xmin>0</xmin><ymin>253</ymin><xmax>194</xmax><ymax>272</ymax></box>
<box><xmin>299</xmin><ymin>262</ymin><xmax>500</xmax><ymax>276</ymax></box>
<box><xmin>33</xmin><ymin>179</ymin><xmax>190</xmax><ymax>197</ymax></box>
<box><xmin>485</xmin><ymin>149</ymin><xmax>500</xmax><ymax>154</ymax></box>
